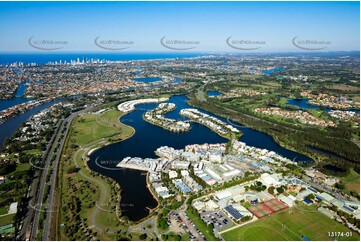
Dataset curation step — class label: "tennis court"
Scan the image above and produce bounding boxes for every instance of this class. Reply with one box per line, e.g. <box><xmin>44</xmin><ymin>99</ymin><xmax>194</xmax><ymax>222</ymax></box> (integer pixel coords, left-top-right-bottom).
<box><xmin>248</xmin><ymin>198</ymin><xmax>288</xmax><ymax>218</ymax></box>
<box><xmin>264</xmin><ymin>198</ymin><xmax>288</xmax><ymax>212</ymax></box>
<box><xmin>248</xmin><ymin>203</ymin><xmax>273</xmax><ymax>218</ymax></box>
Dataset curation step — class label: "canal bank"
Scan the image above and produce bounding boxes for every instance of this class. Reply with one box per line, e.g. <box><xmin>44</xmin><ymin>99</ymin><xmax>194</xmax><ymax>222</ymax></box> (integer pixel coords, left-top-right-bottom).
<box><xmin>0</xmin><ymin>81</ymin><xmax>33</xmax><ymax>112</ymax></box>
<box><xmin>57</xmin><ymin>109</ymin><xmax>137</xmax><ymax>239</ymax></box>
<box><xmin>0</xmin><ymin>99</ymin><xmax>60</xmax><ymax>148</ymax></box>
<box><xmin>287</xmin><ymin>98</ymin><xmax>360</xmax><ymax>113</ymax></box>
<box><xmin>88</xmin><ymin>94</ymin><xmax>314</xmax><ymax>222</ymax></box>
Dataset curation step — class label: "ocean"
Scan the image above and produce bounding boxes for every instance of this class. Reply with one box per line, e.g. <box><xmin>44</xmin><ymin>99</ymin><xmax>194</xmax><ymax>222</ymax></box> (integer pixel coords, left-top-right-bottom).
<box><xmin>0</xmin><ymin>52</ymin><xmax>205</xmax><ymax>65</ymax></box>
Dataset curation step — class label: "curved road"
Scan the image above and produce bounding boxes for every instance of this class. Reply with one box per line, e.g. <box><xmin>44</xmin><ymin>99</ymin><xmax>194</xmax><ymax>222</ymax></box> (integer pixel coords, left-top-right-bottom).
<box><xmin>75</xmin><ymin>142</ymin><xmax>118</xmax><ymax>234</ymax></box>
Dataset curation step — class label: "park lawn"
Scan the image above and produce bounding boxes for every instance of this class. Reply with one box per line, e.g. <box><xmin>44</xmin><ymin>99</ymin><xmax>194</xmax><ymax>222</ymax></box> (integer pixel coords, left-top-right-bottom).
<box><xmin>7</xmin><ymin>163</ymin><xmax>31</xmax><ymax>176</ymax></box>
<box><xmin>342</xmin><ymin>169</ymin><xmax>360</xmax><ymax>194</ymax></box>
<box><xmin>71</xmin><ymin>109</ymin><xmax>134</xmax><ymax>146</ymax></box>
<box><xmin>185</xmin><ymin>207</ymin><xmax>218</xmax><ymax>241</ymax></box>
<box><xmin>221</xmin><ymin>205</ymin><xmax>359</xmax><ymax>241</ymax></box>
<box><xmin>350</xmin><ymin>95</ymin><xmax>360</xmax><ymax>103</ymax></box>
<box><xmin>239</xmin><ymin>74</ymin><xmax>262</xmax><ymax>80</ymax></box>
<box><xmin>94</xmin><ymin>206</ymin><xmax>123</xmax><ymax>231</ymax></box>
<box><xmin>15</xmin><ymin>163</ymin><xmax>31</xmax><ymax>172</ymax></box>
<box><xmin>252</xmin><ymin>84</ymin><xmax>276</xmax><ymax>90</ymax></box>
<box><xmin>25</xmin><ymin>149</ymin><xmax>42</xmax><ymax>156</ymax></box>
<box><xmin>75</xmin><ymin>147</ymin><xmax>121</xmax><ymax>231</ymax></box>
<box><xmin>59</xmin><ymin>109</ymin><xmax>134</xmax><ymax>240</ymax></box>
<box><xmin>164</xmin><ymin>232</ymin><xmax>190</xmax><ymax>241</ymax></box>
<box><xmin>0</xmin><ymin>214</ymin><xmax>14</xmax><ymax>227</ymax></box>
<box><xmin>278</xmin><ymin>97</ymin><xmax>288</xmax><ymax>106</ymax></box>
<box><xmin>0</xmin><ymin>207</ymin><xmax>8</xmax><ymax>216</ymax></box>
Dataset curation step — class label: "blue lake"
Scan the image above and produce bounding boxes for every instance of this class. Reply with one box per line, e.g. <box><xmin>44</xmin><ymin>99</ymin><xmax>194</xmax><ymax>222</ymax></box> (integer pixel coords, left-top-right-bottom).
<box><xmin>207</xmin><ymin>91</ymin><xmax>222</xmax><ymax>97</ymax></box>
<box><xmin>287</xmin><ymin>98</ymin><xmax>360</xmax><ymax>113</ymax></box>
<box><xmin>263</xmin><ymin>67</ymin><xmax>286</xmax><ymax>76</ymax></box>
<box><xmin>133</xmin><ymin>77</ymin><xmax>162</xmax><ymax>83</ymax></box>
<box><xmin>88</xmin><ymin>94</ymin><xmax>312</xmax><ymax>221</ymax></box>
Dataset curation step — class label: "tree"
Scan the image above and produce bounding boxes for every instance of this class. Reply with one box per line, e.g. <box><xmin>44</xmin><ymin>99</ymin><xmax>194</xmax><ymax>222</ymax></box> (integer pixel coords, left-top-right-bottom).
<box><xmin>67</xmin><ymin>166</ymin><xmax>80</xmax><ymax>174</ymax></box>
<box><xmin>139</xmin><ymin>233</ymin><xmax>147</xmax><ymax>240</ymax></box>
<box><xmin>306</xmin><ymin>194</ymin><xmax>315</xmax><ymax>200</ymax></box>
<box><xmin>244</xmin><ymin>171</ymin><xmax>251</xmax><ymax>177</ymax></box>
<box><xmin>335</xmin><ymin>182</ymin><xmax>345</xmax><ymax>190</ymax></box>
<box><xmin>268</xmin><ymin>186</ymin><xmax>275</xmax><ymax>195</ymax></box>
<box><xmin>276</xmin><ymin>187</ymin><xmax>284</xmax><ymax>194</ymax></box>
<box><xmin>0</xmin><ymin>163</ymin><xmax>16</xmax><ymax>175</ymax></box>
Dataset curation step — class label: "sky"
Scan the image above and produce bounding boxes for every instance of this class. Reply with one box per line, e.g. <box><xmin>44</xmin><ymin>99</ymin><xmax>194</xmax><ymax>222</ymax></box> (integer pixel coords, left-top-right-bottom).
<box><xmin>0</xmin><ymin>1</ymin><xmax>359</xmax><ymax>52</ymax></box>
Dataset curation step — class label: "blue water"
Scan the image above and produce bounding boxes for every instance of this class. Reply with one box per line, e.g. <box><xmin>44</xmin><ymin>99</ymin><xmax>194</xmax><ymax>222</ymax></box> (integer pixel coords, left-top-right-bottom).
<box><xmin>0</xmin><ymin>53</ymin><xmax>204</xmax><ymax>65</ymax></box>
<box><xmin>0</xmin><ymin>100</ymin><xmax>60</xmax><ymax>148</ymax></box>
<box><xmin>323</xmin><ymin>165</ymin><xmax>346</xmax><ymax>173</ymax></box>
<box><xmin>146</xmin><ymin>77</ymin><xmax>182</xmax><ymax>88</ymax></box>
<box><xmin>207</xmin><ymin>90</ymin><xmax>222</xmax><ymax>97</ymax></box>
<box><xmin>288</xmin><ymin>98</ymin><xmax>329</xmax><ymax>110</ymax></box>
<box><xmin>0</xmin><ymin>97</ymin><xmax>34</xmax><ymax>112</ymax></box>
<box><xmin>15</xmin><ymin>82</ymin><xmax>27</xmax><ymax>97</ymax></box>
<box><xmin>88</xmin><ymin>94</ymin><xmax>312</xmax><ymax>221</ymax></box>
<box><xmin>0</xmin><ymin>82</ymin><xmax>34</xmax><ymax>111</ymax></box>
<box><xmin>287</xmin><ymin>98</ymin><xmax>360</xmax><ymax>113</ymax></box>
<box><xmin>263</xmin><ymin>67</ymin><xmax>286</xmax><ymax>76</ymax></box>
<box><xmin>133</xmin><ymin>77</ymin><xmax>162</xmax><ymax>83</ymax></box>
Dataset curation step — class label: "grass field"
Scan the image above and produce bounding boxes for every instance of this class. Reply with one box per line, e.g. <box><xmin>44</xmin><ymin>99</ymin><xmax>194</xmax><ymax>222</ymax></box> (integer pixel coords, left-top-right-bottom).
<box><xmin>327</xmin><ymin>84</ymin><xmax>359</xmax><ymax>92</ymax></box>
<box><xmin>239</xmin><ymin>74</ymin><xmax>262</xmax><ymax>80</ymax></box>
<box><xmin>341</xmin><ymin>169</ymin><xmax>360</xmax><ymax>194</ymax></box>
<box><xmin>278</xmin><ymin>97</ymin><xmax>288</xmax><ymax>106</ymax></box>
<box><xmin>350</xmin><ymin>95</ymin><xmax>360</xmax><ymax>103</ymax></box>
<box><xmin>263</xmin><ymin>81</ymin><xmax>282</xmax><ymax>87</ymax></box>
<box><xmin>0</xmin><ymin>207</ymin><xmax>8</xmax><ymax>216</ymax></box>
<box><xmin>222</xmin><ymin>205</ymin><xmax>359</xmax><ymax>241</ymax></box>
<box><xmin>71</xmin><ymin>109</ymin><xmax>132</xmax><ymax>146</ymax></box>
<box><xmin>163</xmin><ymin>232</ymin><xmax>190</xmax><ymax>241</ymax></box>
<box><xmin>58</xmin><ymin>108</ymin><xmax>135</xmax><ymax>240</ymax></box>
<box><xmin>0</xmin><ymin>214</ymin><xmax>14</xmax><ymax>227</ymax></box>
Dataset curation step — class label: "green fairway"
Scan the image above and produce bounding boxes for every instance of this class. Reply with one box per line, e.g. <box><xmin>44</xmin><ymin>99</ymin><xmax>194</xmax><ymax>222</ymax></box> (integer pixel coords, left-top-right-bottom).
<box><xmin>71</xmin><ymin>109</ymin><xmax>134</xmax><ymax>146</ymax></box>
<box><xmin>222</xmin><ymin>205</ymin><xmax>359</xmax><ymax>241</ymax></box>
<box><xmin>341</xmin><ymin>169</ymin><xmax>360</xmax><ymax>194</ymax></box>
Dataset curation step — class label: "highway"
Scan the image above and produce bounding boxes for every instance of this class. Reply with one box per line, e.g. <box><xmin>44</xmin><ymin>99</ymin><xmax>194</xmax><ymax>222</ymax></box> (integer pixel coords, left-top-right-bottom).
<box><xmin>197</xmin><ymin>83</ymin><xmax>207</xmax><ymax>102</ymax></box>
<box><xmin>29</xmin><ymin>117</ymin><xmax>66</xmax><ymax>240</ymax></box>
<box><xmin>18</xmin><ymin>108</ymin><xmax>91</xmax><ymax>241</ymax></box>
<box><xmin>17</xmin><ymin>120</ymin><xmax>62</xmax><ymax>241</ymax></box>
<box><xmin>42</xmin><ymin>108</ymin><xmax>91</xmax><ymax>240</ymax></box>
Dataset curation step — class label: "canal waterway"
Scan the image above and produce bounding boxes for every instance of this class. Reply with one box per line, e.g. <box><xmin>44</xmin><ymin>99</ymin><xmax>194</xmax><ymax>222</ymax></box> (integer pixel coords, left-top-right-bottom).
<box><xmin>88</xmin><ymin>95</ymin><xmax>313</xmax><ymax>221</ymax></box>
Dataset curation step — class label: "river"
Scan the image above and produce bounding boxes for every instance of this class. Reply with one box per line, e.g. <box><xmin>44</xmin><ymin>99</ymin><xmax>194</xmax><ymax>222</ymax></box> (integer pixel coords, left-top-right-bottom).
<box><xmin>0</xmin><ymin>82</ymin><xmax>34</xmax><ymax>111</ymax></box>
<box><xmin>0</xmin><ymin>100</ymin><xmax>60</xmax><ymax>148</ymax></box>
